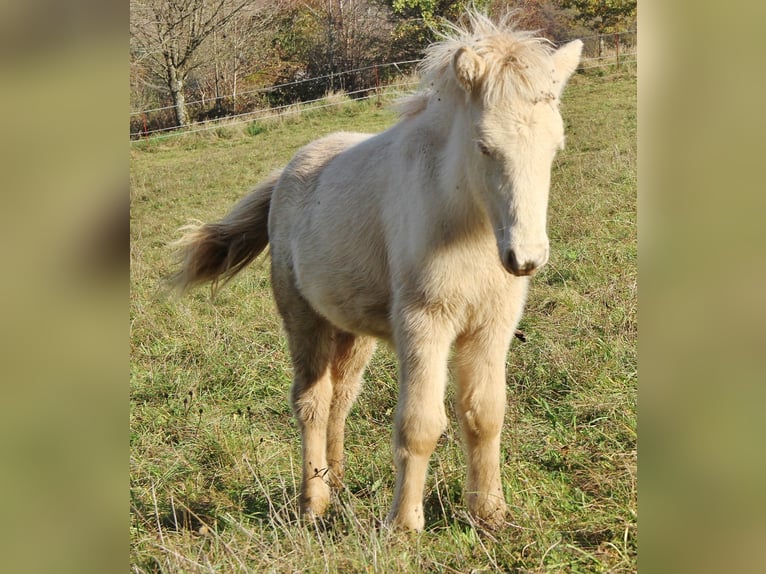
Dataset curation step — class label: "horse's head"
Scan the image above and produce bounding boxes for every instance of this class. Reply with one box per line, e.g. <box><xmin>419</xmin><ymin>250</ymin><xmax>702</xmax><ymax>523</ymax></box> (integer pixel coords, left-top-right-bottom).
<box><xmin>450</xmin><ymin>30</ymin><xmax>582</xmax><ymax>276</ymax></box>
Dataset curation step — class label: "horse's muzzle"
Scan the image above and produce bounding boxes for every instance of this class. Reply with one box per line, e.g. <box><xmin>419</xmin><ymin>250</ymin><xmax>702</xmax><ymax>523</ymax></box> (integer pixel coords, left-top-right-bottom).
<box><xmin>502</xmin><ymin>248</ymin><xmax>544</xmax><ymax>277</ymax></box>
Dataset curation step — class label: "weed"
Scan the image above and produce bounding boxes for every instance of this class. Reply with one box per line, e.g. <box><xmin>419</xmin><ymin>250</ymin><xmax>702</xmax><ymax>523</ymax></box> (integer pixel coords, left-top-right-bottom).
<box><xmin>246</xmin><ymin>121</ymin><xmax>267</xmax><ymax>137</ymax></box>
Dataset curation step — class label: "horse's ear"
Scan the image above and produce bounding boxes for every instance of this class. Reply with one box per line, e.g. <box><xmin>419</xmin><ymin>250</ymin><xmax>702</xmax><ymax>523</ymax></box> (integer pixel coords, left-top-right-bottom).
<box><xmin>552</xmin><ymin>40</ymin><xmax>583</xmax><ymax>96</ymax></box>
<box><xmin>453</xmin><ymin>46</ymin><xmax>486</xmax><ymax>94</ymax></box>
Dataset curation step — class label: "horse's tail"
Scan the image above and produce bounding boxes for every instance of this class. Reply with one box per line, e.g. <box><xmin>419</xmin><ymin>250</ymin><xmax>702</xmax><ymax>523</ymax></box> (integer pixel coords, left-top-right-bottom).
<box><xmin>168</xmin><ymin>170</ymin><xmax>281</xmax><ymax>295</ymax></box>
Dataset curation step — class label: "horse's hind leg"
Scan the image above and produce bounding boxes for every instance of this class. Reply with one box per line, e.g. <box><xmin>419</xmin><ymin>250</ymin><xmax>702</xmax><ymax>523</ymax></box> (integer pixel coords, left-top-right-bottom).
<box><xmin>326</xmin><ymin>332</ymin><xmax>376</xmax><ymax>487</ymax></box>
<box><xmin>276</xmin><ymin>290</ymin><xmax>336</xmax><ymax>517</ymax></box>
<box><xmin>453</xmin><ymin>322</ymin><xmax>515</xmax><ymax>528</ymax></box>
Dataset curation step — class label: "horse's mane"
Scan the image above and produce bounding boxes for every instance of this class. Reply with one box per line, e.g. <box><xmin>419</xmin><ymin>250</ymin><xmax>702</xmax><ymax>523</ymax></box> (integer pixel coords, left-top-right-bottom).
<box><xmin>398</xmin><ymin>10</ymin><xmax>556</xmax><ymax>118</ymax></box>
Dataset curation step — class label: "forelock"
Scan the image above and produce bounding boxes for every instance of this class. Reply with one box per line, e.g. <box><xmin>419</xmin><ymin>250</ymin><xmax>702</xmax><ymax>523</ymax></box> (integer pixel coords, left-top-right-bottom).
<box><xmin>419</xmin><ymin>10</ymin><xmax>557</xmax><ymax>106</ymax></box>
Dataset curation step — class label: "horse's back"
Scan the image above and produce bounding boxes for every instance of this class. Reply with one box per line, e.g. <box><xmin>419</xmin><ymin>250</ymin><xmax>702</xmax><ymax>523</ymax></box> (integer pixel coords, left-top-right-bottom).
<box><xmin>269</xmin><ymin>131</ymin><xmax>375</xmax><ymax>238</ymax></box>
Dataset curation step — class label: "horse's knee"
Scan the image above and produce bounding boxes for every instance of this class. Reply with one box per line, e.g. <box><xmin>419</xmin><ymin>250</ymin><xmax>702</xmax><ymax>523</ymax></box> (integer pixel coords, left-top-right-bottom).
<box><xmin>291</xmin><ymin>372</ymin><xmax>332</xmax><ymax>427</ymax></box>
<box><xmin>394</xmin><ymin>406</ymin><xmax>446</xmax><ymax>457</ymax></box>
<box><xmin>457</xmin><ymin>372</ymin><xmax>506</xmax><ymax>442</ymax></box>
<box><xmin>459</xmin><ymin>399</ymin><xmax>504</xmax><ymax>442</ymax></box>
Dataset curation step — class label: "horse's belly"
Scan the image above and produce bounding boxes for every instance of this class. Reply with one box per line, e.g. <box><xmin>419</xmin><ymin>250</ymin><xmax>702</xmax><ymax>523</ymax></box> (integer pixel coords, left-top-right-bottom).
<box><xmin>290</xmin><ymin>177</ymin><xmax>393</xmax><ymax>338</ymax></box>
<box><xmin>295</xmin><ymin>265</ymin><xmax>393</xmax><ymax>340</ymax></box>
<box><xmin>321</xmin><ymin>294</ymin><xmax>393</xmax><ymax>340</ymax></box>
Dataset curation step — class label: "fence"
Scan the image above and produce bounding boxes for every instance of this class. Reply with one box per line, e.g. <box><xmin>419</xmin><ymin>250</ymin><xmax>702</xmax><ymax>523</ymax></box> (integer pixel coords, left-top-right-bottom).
<box><xmin>130</xmin><ymin>30</ymin><xmax>635</xmax><ymax>142</ymax></box>
<box><xmin>129</xmin><ymin>59</ymin><xmax>422</xmax><ymax>140</ymax></box>
<box><xmin>578</xmin><ymin>30</ymin><xmax>637</xmax><ymax>69</ymax></box>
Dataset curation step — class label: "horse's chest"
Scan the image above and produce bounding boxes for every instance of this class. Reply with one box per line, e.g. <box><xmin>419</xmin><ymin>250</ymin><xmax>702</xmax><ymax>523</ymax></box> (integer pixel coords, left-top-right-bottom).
<box><xmin>426</xmin><ymin>252</ymin><xmax>508</xmax><ymax>304</ymax></box>
<box><xmin>395</xmin><ymin>238</ymin><xmax>517</xmax><ymax>322</ymax></box>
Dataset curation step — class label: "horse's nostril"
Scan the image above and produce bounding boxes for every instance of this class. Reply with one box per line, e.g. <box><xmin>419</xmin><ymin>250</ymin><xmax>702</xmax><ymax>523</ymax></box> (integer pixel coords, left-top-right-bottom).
<box><xmin>503</xmin><ymin>249</ymin><xmax>536</xmax><ymax>276</ymax></box>
<box><xmin>504</xmin><ymin>249</ymin><xmax>519</xmax><ymax>275</ymax></box>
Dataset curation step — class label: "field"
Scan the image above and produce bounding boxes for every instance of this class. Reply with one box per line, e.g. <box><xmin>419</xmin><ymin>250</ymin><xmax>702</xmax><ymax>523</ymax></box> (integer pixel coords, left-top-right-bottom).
<box><xmin>130</xmin><ymin>68</ymin><xmax>636</xmax><ymax>572</ymax></box>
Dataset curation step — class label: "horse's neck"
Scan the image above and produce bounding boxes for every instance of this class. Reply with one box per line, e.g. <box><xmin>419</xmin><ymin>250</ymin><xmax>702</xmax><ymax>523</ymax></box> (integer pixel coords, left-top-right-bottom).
<box><xmin>403</xmin><ymin>96</ymin><xmax>492</xmax><ymax>238</ymax></box>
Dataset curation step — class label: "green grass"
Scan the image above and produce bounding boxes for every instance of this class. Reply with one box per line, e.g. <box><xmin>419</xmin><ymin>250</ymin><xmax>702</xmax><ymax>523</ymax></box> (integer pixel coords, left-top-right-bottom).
<box><xmin>130</xmin><ymin>68</ymin><xmax>636</xmax><ymax>572</ymax></box>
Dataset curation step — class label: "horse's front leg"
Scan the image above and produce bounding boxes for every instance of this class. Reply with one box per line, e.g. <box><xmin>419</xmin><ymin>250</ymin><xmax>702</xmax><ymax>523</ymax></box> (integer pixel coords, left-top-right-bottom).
<box><xmin>453</xmin><ymin>321</ymin><xmax>516</xmax><ymax>528</ymax></box>
<box><xmin>388</xmin><ymin>309</ymin><xmax>454</xmax><ymax>531</ymax></box>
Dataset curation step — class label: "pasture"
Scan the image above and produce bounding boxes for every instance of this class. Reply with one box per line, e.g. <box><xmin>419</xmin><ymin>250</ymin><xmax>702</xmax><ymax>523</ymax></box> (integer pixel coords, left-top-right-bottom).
<box><xmin>130</xmin><ymin>68</ymin><xmax>636</xmax><ymax>572</ymax></box>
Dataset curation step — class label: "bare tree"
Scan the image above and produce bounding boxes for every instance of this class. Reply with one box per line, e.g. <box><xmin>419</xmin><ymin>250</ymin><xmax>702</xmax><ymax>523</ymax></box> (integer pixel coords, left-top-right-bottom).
<box><xmin>192</xmin><ymin>5</ymin><xmax>277</xmax><ymax>116</ymax></box>
<box><xmin>274</xmin><ymin>0</ymin><xmax>395</xmax><ymax>98</ymax></box>
<box><xmin>130</xmin><ymin>0</ymin><xmax>256</xmax><ymax>127</ymax></box>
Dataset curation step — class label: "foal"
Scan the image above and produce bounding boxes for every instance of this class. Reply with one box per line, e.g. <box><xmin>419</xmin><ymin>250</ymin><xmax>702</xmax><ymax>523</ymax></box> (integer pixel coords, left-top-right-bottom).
<box><xmin>171</xmin><ymin>12</ymin><xmax>582</xmax><ymax>531</ymax></box>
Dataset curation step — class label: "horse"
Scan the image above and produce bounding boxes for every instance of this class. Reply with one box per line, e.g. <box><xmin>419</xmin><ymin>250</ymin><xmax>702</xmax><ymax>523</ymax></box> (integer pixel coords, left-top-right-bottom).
<box><xmin>170</xmin><ymin>11</ymin><xmax>582</xmax><ymax>531</ymax></box>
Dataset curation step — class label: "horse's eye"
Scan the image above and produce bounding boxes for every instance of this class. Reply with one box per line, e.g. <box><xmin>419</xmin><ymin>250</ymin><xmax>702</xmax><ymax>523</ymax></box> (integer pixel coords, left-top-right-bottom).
<box><xmin>478</xmin><ymin>141</ymin><xmax>491</xmax><ymax>156</ymax></box>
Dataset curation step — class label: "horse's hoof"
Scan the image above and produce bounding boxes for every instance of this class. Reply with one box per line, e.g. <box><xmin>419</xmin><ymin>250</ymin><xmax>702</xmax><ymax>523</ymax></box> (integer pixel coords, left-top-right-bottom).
<box><xmin>472</xmin><ymin>509</ymin><xmax>506</xmax><ymax>530</ymax></box>
<box><xmin>301</xmin><ymin>500</ymin><xmax>329</xmax><ymax>521</ymax></box>
<box><xmin>301</xmin><ymin>484</ymin><xmax>330</xmax><ymax>517</ymax></box>
<box><xmin>470</xmin><ymin>505</ymin><xmax>507</xmax><ymax>530</ymax></box>
<box><xmin>385</xmin><ymin>506</ymin><xmax>425</xmax><ymax>532</ymax></box>
<box><xmin>327</xmin><ymin>463</ymin><xmax>345</xmax><ymax>490</ymax></box>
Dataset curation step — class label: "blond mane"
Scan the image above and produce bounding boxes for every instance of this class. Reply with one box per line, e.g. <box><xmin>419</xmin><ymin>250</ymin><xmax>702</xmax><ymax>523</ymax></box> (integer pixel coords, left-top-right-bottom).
<box><xmin>399</xmin><ymin>10</ymin><xmax>557</xmax><ymax>118</ymax></box>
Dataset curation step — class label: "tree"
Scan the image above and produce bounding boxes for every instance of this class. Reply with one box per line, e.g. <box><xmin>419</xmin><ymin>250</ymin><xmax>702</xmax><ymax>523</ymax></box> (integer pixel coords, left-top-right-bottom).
<box><xmin>270</xmin><ymin>0</ymin><xmax>396</xmax><ymax>103</ymax></box>
<box><xmin>491</xmin><ymin>1</ymin><xmax>581</xmax><ymax>42</ymax></box>
<box><xmin>383</xmin><ymin>0</ymin><xmax>488</xmax><ymax>60</ymax></box>
<box><xmin>130</xmin><ymin>0</ymin><xmax>256</xmax><ymax>127</ymax></box>
<box><xmin>188</xmin><ymin>5</ymin><xmax>281</xmax><ymax>117</ymax></box>
<box><xmin>557</xmin><ymin>0</ymin><xmax>636</xmax><ymax>34</ymax></box>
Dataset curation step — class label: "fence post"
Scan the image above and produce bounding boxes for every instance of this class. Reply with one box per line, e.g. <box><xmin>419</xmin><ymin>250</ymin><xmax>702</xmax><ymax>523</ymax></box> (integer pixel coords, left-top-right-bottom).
<box><xmin>616</xmin><ymin>32</ymin><xmax>621</xmax><ymax>69</ymax></box>
<box><xmin>374</xmin><ymin>65</ymin><xmax>381</xmax><ymax>107</ymax></box>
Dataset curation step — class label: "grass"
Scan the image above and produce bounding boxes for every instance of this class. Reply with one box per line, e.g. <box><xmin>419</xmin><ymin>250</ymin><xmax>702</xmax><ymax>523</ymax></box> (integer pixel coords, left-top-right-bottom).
<box><xmin>130</xmin><ymin>67</ymin><xmax>636</xmax><ymax>572</ymax></box>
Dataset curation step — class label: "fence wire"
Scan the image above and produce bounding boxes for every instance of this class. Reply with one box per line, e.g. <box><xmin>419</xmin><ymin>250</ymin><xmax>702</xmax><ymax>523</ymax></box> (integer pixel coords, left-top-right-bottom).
<box><xmin>130</xmin><ymin>59</ymin><xmax>423</xmax><ymax>117</ymax></box>
<box><xmin>134</xmin><ymin>80</ymin><xmax>419</xmax><ymax>140</ymax></box>
<box><xmin>130</xmin><ymin>31</ymin><xmax>635</xmax><ymax>142</ymax></box>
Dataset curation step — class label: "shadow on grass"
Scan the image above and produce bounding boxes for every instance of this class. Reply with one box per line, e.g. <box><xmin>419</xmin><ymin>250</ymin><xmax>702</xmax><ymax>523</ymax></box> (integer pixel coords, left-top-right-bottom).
<box><xmin>131</xmin><ymin>490</ymin><xmax>223</xmax><ymax>534</ymax></box>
